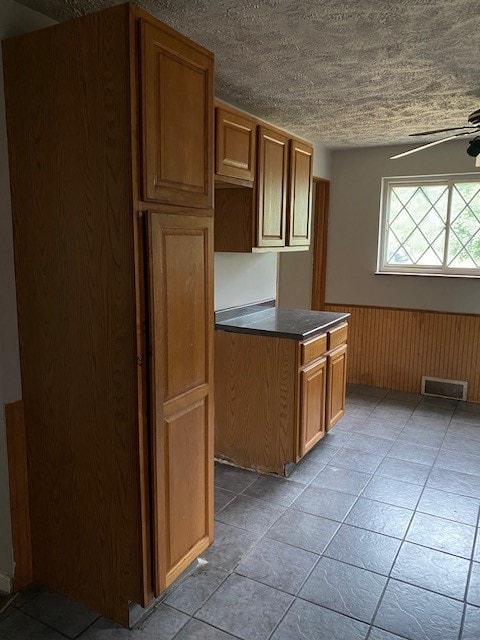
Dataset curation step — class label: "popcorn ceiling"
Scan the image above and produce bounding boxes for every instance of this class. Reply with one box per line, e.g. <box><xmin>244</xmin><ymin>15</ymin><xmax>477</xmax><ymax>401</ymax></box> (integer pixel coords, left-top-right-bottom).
<box><xmin>16</xmin><ymin>0</ymin><xmax>480</xmax><ymax>147</ymax></box>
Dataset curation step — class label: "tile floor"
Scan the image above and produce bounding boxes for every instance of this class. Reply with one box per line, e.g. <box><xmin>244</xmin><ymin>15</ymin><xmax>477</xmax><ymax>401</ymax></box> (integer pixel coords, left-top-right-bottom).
<box><xmin>1</xmin><ymin>385</ymin><xmax>480</xmax><ymax>640</ymax></box>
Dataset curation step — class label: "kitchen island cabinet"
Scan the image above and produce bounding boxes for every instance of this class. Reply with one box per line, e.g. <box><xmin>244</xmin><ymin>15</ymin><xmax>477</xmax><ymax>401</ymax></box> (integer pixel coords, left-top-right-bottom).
<box><xmin>215</xmin><ymin>304</ymin><xmax>349</xmax><ymax>475</ymax></box>
<box><xmin>3</xmin><ymin>2</ymin><xmax>214</xmax><ymax>626</ymax></box>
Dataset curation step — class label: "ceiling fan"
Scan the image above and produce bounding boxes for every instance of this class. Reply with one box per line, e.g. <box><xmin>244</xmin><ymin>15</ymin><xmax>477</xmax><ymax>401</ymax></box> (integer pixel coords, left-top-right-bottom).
<box><xmin>391</xmin><ymin>107</ymin><xmax>480</xmax><ymax>164</ymax></box>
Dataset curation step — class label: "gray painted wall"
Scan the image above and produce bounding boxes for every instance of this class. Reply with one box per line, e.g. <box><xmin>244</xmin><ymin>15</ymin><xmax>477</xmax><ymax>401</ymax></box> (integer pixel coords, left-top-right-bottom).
<box><xmin>278</xmin><ymin>143</ymin><xmax>331</xmax><ymax>309</ymax></box>
<box><xmin>0</xmin><ymin>0</ymin><xmax>56</xmax><ymax>589</ymax></box>
<box><xmin>326</xmin><ymin>141</ymin><xmax>480</xmax><ymax>314</ymax></box>
<box><xmin>214</xmin><ymin>252</ymin><xmax>277</xmax><ymax>310</ymax></box>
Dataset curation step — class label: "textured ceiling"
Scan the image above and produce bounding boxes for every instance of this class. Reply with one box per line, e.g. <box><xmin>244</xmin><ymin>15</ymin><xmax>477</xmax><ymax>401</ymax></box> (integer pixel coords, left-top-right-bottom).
<box><xmin>15</xmin><ymin>0</ymin><xmax>480</xmax><ymax>147</ymax></box>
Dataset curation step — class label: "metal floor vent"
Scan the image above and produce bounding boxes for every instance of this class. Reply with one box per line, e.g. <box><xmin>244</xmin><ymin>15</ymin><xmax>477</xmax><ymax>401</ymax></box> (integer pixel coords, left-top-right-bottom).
<box><xmin>421</xmin><ymin>376</ymin><xmax>468</xmax><ymax>401</ymax></box>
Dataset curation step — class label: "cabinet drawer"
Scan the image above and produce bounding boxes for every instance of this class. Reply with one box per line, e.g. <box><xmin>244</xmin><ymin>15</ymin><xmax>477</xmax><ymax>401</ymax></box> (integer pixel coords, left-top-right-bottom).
<box><xmin>328</xmin><ymin>323</ymin><xmax>348</xmax><ymax>350</ymax></box>
<box><xmin>300</xmin><ymin>333</ymin><xmax>327</xmax><ymax>366</ymax></box>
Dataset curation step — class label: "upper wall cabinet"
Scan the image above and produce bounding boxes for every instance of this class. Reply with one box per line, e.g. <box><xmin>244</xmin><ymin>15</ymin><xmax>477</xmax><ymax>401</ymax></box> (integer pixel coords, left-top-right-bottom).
<box><xmin>214</xmin><ymin>105</ymin><xmax>314</xmax><ymax>252</ymax></box>
<box><xmin>215</xmin><ymin>105</ymin><xmax>256</xmax><ymax>184</ymax></box>
<box><xmin>288</xmin><ymin>139</ymin><xmax>314</xmax><ymax>246</ymax></box>
<box><xmin>256</xmin><ymin>126</ymin><xmax>289</xmax><ymax>248</ymax></box>
<box><xmin>141</xmin><ymin>19</ymin><xmax>214</xmax><ymax>209</ymax></box>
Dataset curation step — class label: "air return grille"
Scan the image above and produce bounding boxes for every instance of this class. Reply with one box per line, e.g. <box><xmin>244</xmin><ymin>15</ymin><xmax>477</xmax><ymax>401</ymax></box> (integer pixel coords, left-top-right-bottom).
<box><xmin>421</xmin><ymin>376</ymin><xmax>468</xmax><ymax>401</ymax></box>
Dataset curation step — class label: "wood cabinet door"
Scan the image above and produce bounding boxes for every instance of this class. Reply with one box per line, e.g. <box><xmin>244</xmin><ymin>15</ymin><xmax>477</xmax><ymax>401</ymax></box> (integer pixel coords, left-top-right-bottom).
<box><xmin>326</xmin><ymin>344</ymin><xmax>347</xmax><ymax>430</ymax></box>
<box><xmin>216</xmin><ymin>107</ymin><xmax>256</xmax><ymax>182</ymax></box>
<box><xmin>287</xmin><ymin>139</ymin><xmax>313</xmax><ymax>246</ymax></box>
<box><xmin>140</xmin><ymin>19</ymin><xmax>214</xmax><ymax>208</ymax></box>
<box><xmin>256</xmin><ymin>126</ymin><xmax>288</xmax><ymax>247</ymax></box>
<box><xmin>299</xmin><ymin>358</ymin><xmax>327</xmax><ymax>457</ymax></box>
<box><xmin>146</xmin><ymin>211</ymin><xmax>214</xmax><ymax>594</ymax></box>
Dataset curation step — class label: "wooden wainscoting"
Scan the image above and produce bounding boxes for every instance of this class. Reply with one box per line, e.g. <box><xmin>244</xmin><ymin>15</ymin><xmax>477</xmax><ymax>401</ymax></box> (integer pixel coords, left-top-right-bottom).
<box><xmin>325</xmin><ymin>304</ymin><xmax>480</xmax><ymax>403</ymax></box>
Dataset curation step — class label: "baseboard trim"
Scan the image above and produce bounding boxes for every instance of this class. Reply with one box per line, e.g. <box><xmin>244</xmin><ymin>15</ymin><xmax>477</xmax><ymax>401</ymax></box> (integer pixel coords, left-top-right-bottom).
<box><xmin>0</xmin><ymin>570</ymin><xmax>12</xmax><ymax>594</ymax></box>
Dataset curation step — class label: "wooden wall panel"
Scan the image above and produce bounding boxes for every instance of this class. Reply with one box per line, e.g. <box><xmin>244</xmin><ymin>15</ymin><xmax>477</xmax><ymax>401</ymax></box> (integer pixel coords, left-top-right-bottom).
<box><xmin>325</xmin><ymin>304</ymin><xmax>480</xmax><ymax>402</ymax></box>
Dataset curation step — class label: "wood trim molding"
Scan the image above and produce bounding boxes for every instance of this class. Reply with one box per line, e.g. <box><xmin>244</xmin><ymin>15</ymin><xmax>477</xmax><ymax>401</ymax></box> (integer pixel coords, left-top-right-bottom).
<box><xmin>5</xmin><ymin>401</ymin><xmax>33</xmax><ymax>591</ymax></box>
<box><xmin>326</xmin><ymin>301</ymin><xmax>480</xmax><ymax>318</ymax></box>
<box><xmin>311</xmin><ymin>177</ymin><xmax>330</xmax><ymax>310</ymax></box>
<box><xmin>325</xmin><ymin>304</ymin><xmax>480</xmax><ymax>402</ymax></box>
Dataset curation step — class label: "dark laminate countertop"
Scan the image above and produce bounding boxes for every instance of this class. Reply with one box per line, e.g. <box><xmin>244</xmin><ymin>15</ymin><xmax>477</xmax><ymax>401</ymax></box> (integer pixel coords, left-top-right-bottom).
<box><xmin>215</xmin><ymin>301</ymin><xmax>349</xmax><ymax>341</ymax></box>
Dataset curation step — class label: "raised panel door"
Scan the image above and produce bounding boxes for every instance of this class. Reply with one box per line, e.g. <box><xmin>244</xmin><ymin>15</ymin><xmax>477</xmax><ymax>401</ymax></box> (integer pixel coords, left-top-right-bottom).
<box><xmin>287</xmin><ymin>140</ymin><xmax>313</xmax><ymax>246</ymax></box>
<box><xmin>326</xmin><ymin>344</ymin><xmax>347</xmax><ymax>430</ymax></box>
<box><xmin>299</xmin><ymin>358</ymin><xmax>327</xmax><ymax>457</ymax></box>
<box><xmin>140</xmin><ymin>19</ymin><xmax>214</xmax><ymax>208</ymax></box>
<box><xmin>256</xmin><ymin>126</ymin><xmax>288</xmax><ymax>247</ymax></box>
<box><xmin>216</xmin><ymin>107</ymin><xmax>256</xmax><ymax>182</ymax></box>
<box><xmin>146</xmin><ymin>211</ymin><xmax>214</xmax><ymax>593</ymax></box>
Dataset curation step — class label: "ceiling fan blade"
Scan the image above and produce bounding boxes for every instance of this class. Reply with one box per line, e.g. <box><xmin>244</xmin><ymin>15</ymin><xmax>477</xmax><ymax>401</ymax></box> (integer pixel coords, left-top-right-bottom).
<box><xmin>391</xmin><ymin>133</ymin><xmax>470</xmax><ymax>160</ymax></box>
<box><xmin>410</xmin><ymin>126</ymin><xmax>478</xmax><ymax>136</ymax></box>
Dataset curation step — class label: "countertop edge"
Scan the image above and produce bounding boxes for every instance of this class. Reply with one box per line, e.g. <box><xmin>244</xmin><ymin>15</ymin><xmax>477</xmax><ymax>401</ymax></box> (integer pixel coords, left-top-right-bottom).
<box><xmin>215</xmin><ymin>312</ymin><xmax>350</xmax><ymax>341</ymax></box>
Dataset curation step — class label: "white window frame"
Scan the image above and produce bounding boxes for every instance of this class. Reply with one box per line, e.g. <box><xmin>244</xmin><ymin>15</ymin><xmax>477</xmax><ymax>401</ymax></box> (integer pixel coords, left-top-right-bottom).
<box><xmin>377</xmin><ymin>173</ymin><xmax>480</xmax><ymax>277</ymax></box>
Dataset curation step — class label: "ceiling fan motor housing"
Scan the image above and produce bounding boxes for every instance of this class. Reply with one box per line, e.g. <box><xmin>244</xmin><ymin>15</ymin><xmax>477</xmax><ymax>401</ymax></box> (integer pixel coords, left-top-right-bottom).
<box><xmin>468</xmin><ymin>108</ymin><xmax>480</xmax><ymax>125</ymax></box>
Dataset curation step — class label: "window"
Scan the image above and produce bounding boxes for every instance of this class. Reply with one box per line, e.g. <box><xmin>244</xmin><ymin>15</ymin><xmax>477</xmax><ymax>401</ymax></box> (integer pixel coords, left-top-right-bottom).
<box><xmin>378</xmin><ymin>174</ymin><xmax>480</xmax><ymax>276</ymax></box>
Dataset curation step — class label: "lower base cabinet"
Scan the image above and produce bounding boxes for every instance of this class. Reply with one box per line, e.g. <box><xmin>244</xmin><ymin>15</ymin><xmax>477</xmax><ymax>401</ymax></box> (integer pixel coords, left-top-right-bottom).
<box><xmin>215</xmin><ymin>323</ymin><xmax>348</xmax><ymax>475</ymax></box>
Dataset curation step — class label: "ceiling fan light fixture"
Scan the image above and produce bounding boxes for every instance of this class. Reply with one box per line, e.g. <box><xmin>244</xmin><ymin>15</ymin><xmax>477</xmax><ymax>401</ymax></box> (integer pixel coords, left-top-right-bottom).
<box><xmin>468</xmin><ymin>108</ymin><xmax>480</xmax><ymax>125</ymax></box>
<box><xmin>466</xmin><ymin>137</ymin><xmax>480</xmax><ymax>158</ymax></box>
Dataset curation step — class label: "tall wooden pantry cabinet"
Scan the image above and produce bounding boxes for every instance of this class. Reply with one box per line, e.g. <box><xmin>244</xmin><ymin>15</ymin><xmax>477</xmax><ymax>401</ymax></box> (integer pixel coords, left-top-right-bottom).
<box><xmin>3</xmin><ymin>2</ymin><xmax>214</xmax><ymax>625</ymax></box>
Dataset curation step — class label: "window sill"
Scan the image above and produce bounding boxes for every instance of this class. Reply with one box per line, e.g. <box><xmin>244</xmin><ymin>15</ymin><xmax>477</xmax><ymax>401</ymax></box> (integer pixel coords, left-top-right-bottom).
<box><xmin>375</xmin><ymin>271</ymin><xmax>480</xmax><ymax>279</ymax></box>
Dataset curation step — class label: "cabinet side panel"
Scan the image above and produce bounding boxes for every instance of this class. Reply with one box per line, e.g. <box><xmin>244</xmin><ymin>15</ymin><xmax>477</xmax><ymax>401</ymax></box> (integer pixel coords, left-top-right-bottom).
<box><xmin>214</xmin><ymin>187</ymin><xmax>254</xmax><ymax>252</ymax></box>
<box><xmin>215</xmin><ymin>331</ymin><xmax>296</xmax><ymax>474</ymax></box>
<box><xmin>3</xmin><ymin>5</ymin><xmax>143</xmax><ymax>623</ymax></box>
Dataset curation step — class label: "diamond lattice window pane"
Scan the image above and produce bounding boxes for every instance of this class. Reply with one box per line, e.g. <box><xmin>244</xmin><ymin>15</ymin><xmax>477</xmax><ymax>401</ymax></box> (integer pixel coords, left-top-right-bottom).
<box><xmin>447</xmin><ymin>183</ymin><xmax>480</xmax><ymax>268</ymax></box>
<box><xmin>449</xmin><ymin>248</ymin><xmax>478</xmax><ymax>269</ymax></box>
<box><xmin>386</xmin><ymin>184</ymin><xmax>448</xmax><ymax>267</ymax></box>
<box><xmin>406</xmin><ymin>228</ymin><xmax>430</xmax><ymax>262</ymax></box>
<box><xmin>418</xmin><ymin>248</ymin><xmax>441</xmax><ymax>265</ymax></box>
<box><xmin>389</xmin><ymin>209</ymin><xmax>416</xmax><ymax>241</ymax></box>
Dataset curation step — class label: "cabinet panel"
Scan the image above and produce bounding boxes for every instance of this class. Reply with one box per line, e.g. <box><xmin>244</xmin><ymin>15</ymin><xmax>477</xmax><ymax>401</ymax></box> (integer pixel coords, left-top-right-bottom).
<box><xmin>256</xmin><ymin>126</ymin><xmax>288</xmax><ymax>247</ymax></box>
<box><xmin>141</xmin><ymin>19</ymin><xmax>213</xmax><ymax>208</ymax></box>
<box><xmin>299</xmin><ymin>358</ymin><xmax>327</xmax><ymax>457</ymax></box>
<box><xmin>162</xmin><ymin>229</ymin><xmax>208</xmax><ymax>400</ymax></box>
<box><xmin>147</xmin><ymin>212</ymin><xmax>214</xmax><ymax>593</ymax></box>
<box><xmin>326</xmin><ymin>344</ymin><xmax>347</xmax><ymax>430</ymax></box>
<box><xmin>216</xmin><ymin>107</ymin><xmax>256</xmax><ymax>181</ymax></box>
<box><xmin>287</xmin><ymin>140</ymin><xmax>313</xmax><ymax>246</ymax></box>
<box><xmin>164</xmin><ymin>398</ymin><xmax>210</xmax><ymax>569</ymax></box>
